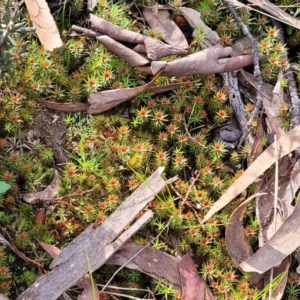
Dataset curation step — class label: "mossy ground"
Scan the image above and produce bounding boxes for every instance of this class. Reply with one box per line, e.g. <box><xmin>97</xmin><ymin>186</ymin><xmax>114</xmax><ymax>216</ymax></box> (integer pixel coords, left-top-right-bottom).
<box><xmin>0</xmin><ymin>0</ymin><xmax>299</xmax><ymax>299</ymax></box>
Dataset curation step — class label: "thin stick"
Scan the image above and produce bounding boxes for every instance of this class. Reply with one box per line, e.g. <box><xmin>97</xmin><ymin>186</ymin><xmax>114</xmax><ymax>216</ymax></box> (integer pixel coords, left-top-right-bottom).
<box><xmin>222</xmin><ymin>0</ymin><xmax>264</xmax><ymax>142</ymax></box>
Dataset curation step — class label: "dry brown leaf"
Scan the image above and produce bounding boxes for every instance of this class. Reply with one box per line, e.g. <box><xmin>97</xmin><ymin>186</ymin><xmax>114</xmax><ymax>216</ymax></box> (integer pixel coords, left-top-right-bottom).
<box><xmin>87</xmin><ymin>65</ymin><xmax>166</xmax><ymax>114</ymax></box>
<box><xmin>97</xmin><ymin>35</ymin><xmax>149</xmax><ymax>67</ymax></box>
<box><xmin>37</xmin><ymin>98</ymin><xmax>88</xmax><ymax>112</ymax></box>
<box><xmin>24</xmin><ymin>0</ymin><xmax>63</xmax><ymax>51</ymax></box>
<box><xmin>225</xmin><ymin>193</ymin><xmax>266</xmax><ymax>286</ymax></box>
<box><xmin>142</xmin><ymin>6</ymin><xmax>189</xmax><ymax>49</ymax></box>
<box><xmin>202</xmin><ymin>126</ymin><xmax>300</xmax><ymax>223</ymax></box>
<box><xmin>179</xmin><ymin>254</ymin><xmax>205</xmax><ymax>300</ymax></box>
<box><xmin>77</xmin><ymin>274</ymin><xmax>99</xmax><ymax>300</ymax></box>
<box><xmin>39</xmin><ymin>240</ymin><xmax>61</xmax><ymax>258</ymax></box>
<box><xmin>239</xmin><ymin>198</ymin><xmax>300</xmax><ymax>273</ymax></box>
<box><xmin>107</xmin><ymin>242</ymin><xmax>181</xmax><ymax>290</ymax></box>
<box><xmin>23</xmin><ymin>169</ymin><xmax>60</xmax><ymax>203</ymax></box>
<box><xmin>247</xmin><ymin>0</ymin><xmax>300</xmax><ymax>30</ymax></box>
<box><xmin>178</xmin><ymin>7</ymin><xmax>220</xmax><ymax>47</ymax></box>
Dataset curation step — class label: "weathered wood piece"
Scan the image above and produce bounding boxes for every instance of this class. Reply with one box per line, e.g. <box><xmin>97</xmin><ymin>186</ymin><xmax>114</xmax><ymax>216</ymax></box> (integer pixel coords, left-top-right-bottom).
<box><xmin>17</xmin><ymin>168</ymin><xmax>171</xmax><ymax>300</ymax></box>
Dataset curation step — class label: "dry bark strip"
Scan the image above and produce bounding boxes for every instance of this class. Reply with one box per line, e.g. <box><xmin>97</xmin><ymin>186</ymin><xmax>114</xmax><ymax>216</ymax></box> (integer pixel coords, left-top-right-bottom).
<box><xmin>25</xmin><ymin>0</ymin><xmax>62</xmax><ymax>51</ymax></box>
<box><xmin>202</xmin><ymin>126</ymin><xmax>300</xmax><ymax>223</ymax></box>
<box><xmin>17</xmin><ymin>168</ymin><xmax>173</xmax><ymax>300</ymax></box>
<box><xmin>240</xmin><ymin>197</ymin><xmax>300</xmax><ymax>273</ymax></box>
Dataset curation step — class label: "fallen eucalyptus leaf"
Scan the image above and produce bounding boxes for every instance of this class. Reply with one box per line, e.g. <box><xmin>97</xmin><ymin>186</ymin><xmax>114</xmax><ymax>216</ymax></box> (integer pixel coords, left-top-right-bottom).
<box><xmin>142</xmin><ymin>6</ymin><xmax>189</xmax><ymax>49</ymax></box>
<box><xmin>178</xmin><ymin>7</ymin><xmax>219</xmax><ymax>47</ymax></box>
<box><xmin>202</xmin><ymin>126</ymin><xmax>300</xmax><ymax>223</ymax></box>
<box><xmin>37</xmin><ymin>98</ymin><xmax>88</xmax><ymax>112</ymax></box>
<box><xmin>225</xmin><ymin>193</ymin><xmax>266</xmax><ymax>286</ymax></box>
<box><xmin>87</xmin><ymin>65</ymin><xmax>166</xmax><ymax>114</ymax></box>
<box><xmin>23</xmin><ymin>170</ymin><xmax>60</xmax><ymax>203</ymax></box>
<box><xmin>107</xmin><ymin>242</ymin><xmax>181</xmax><ymax>290</ymax></box>
<box><xmin>179</xmin><ymin>254</ymin><xmax>205</xmax><ymax>300</ymax></box>
<box><xmin>239</xmin><ymin>198</ymin><xmax>300</xmax><ymax>273</ymax></box>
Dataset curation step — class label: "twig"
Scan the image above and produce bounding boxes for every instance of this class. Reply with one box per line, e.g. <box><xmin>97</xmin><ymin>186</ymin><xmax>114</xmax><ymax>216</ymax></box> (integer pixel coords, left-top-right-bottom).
<box><xmin>273</xmin><ymin>20</ymin><xmax>300</xmax><ymax>158</ymax></box>
<box><xmin>222</xmin><ymin>0</ymin><xmax>264</xmax><ymax>144</ymax></box>
<box><xmin>0</xmin><ymin>226</ymin><xmax>42</xmax><ymax>268</ymax></box>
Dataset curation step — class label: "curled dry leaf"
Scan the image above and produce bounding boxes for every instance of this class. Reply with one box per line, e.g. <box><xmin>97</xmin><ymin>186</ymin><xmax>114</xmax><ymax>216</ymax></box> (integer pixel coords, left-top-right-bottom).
<box><xmin>25</xmin><ymin>0</ymin><xmax>63</xmax><ymax>51</ymax></box>
<box><xmin>202</xmin><ymin>126</ymin><xmax>300</xmax><ymax>223</ymax></box>
<box><xmin>142</xmin><ymin>6</ymin><xmax>189</xmax><ymax>49</ymax></box>
<box><xmin>96</xmin><ymin>35</ymin><xmax>149</xmax><ymax>67</ymax></box>
<box><xmin>239</xmin><ymin>198</ymin><xmax>300</xmax><ymax>274</ymax></box>
<box><xmin>23</xmin><ymin>169</ymin><xmax>60</xmax><ymax>203</ymax></box>
<box><xmin>90</xmin><ymin>14</ymin><xmax>187</xmax><ymax>60</ymax></box>
<box><xmin>225</xmin><ymin>193</ymin><xmax>266</xmax><ymax>286</ymax></box>
<box><xmin>144</xmin><ymin>37</ymin><xmax>187</xmax><ymax>60</ymax></box>
<box><xmin>178</xmin><ymin>7</ymin><xmax>220</xmax><ymax>47</ymax></box>
<box><xmin>140</xmin><ymin>44</ymin><xmax>264</xmax><ymax>76</ymax></box>
<box><xmin>90</xmin><ymin>14</ymin><xmax>145</xmax><ymax>44</ymax></box>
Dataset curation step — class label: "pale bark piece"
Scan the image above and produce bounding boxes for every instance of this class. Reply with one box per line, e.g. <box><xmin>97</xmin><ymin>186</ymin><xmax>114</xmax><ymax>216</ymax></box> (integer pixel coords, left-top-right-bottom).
<box><xmin>202</xmin><ymin>126</ymin><xmax>300</xmax><ymax>223</ymax></box>
<box><xmin>97</xmin><ymin>35</ymin><xmax>149</xmax><ymax>67</ymax></box>
<box><xmin>17</xmin><ymin>168</ymin><xmax>170</xmax><ymax>300</ymax></box>
<box><xmin>226</xmin><ymin>193</ymin><xmax>266</xmax><ymax>286</ymax></box>
<box><xmin>178</xmin><ymin>7</ymin><xmax>220</xmax><ymax>47</ymax></box>
<box><xmin>17</xmin><ymin>211</ymin><xmax>153</xmax><ymax>300</ymax></box>
<box><xmin>37</xmin><ymin>98</ymin><xmax>88</xmax><ymax>112</ymax></box>
<box><xmin>23</xmin><ymin>169</ymin><xmax>60</xmax><ymax>203</ymax></box>
<box><xmin>0</xmin><ymin>295</ymin><xmax>9</xmax><ymax>300</ymax></box>
<box><xmin>247</xmin><ymin>0</ymin><xmax>300</xmax><ymax>30</ymax></box>
<box><xmin>144</xmin><ymin>44</ymin><xmax>263</xmax><ymax>76</ymax></box>
<box><xmin>179</xmin><ymin>254</ymin><xmax>205</xmax><ymax>300</ymax></box>
<box><xmin>240</xmin><ymin>198</ymin><xmax>300</xmax><ymax>274</ymax></box>
<box><xmin>142</xmin><ymin>6</ymin><xmax>189</xmax><ymax>49</ymax></box>
<box><xmin>25</xmin><ymin>0</ymin><xmax>63</xmax><ymax>51</ymax></box>
<box><xmin>107</xmin><ymin>242</ymin><xmax>181</xmax><ymax>290</ymax></box>
<box><xmin>87</xmin><ymin>64</ymin><xmax>166</xmax><ymax>114</ymax></box>
<box><xmin>39</xmin><ymin>241</ymin><xmax>99</xmax><ymax>300</ymax></box>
